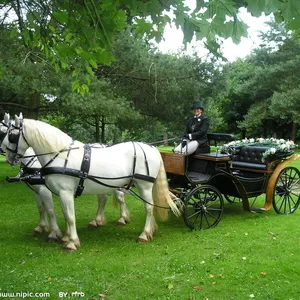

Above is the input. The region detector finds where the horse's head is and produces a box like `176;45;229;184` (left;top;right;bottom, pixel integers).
0;113;11;150
6;113;26;166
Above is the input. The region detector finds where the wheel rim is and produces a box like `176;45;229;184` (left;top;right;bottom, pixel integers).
183;185;224;230
224;194;242;204
273;167;300;214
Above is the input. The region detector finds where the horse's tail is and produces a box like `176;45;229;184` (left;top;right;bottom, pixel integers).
152;156;181;221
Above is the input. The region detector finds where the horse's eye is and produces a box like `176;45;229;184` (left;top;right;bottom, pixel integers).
8;133;19;144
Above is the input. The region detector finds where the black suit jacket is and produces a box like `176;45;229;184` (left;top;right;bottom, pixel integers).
184;114;210;147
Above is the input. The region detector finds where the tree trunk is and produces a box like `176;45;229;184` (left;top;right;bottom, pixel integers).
100;116;105;143
95;116;100;142
27;93;40;119
163;133;168;146
291;121;296;141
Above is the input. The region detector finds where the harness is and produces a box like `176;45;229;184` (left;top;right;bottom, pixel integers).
40;142;155;197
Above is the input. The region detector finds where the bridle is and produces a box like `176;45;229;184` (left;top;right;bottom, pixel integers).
7;117;30;157
0;120;12;154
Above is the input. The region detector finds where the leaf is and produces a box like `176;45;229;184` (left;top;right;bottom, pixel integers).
48;25;56;32
286;16;300;31
134;19;153;35
232;20;248;44
183;18;197;43
167;283;174;289
53;11;69;24
86;65;94;76
263;0;282;15
193;285;202;290
279;0;300;20
247;0;267;17
89;59;98;69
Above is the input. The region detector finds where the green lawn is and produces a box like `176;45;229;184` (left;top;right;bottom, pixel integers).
0;154;300;299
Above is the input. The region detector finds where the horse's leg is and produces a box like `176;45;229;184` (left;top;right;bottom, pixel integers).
88;194;107;228
32;191;49;234
136;184;157;242
37;185;63;241
114;189;130;225
59;190;80;251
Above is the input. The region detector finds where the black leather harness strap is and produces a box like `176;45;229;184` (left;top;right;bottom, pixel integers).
125;141;137;190
75;144;92;197
39;141;156;195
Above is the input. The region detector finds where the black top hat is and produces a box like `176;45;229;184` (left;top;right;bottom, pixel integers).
191;102;204;111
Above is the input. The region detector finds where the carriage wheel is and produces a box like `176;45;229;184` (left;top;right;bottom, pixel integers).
224;195;242;204
272;167;300;214
183;185;224;230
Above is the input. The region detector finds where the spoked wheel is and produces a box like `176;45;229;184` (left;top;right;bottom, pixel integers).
183;185;224;230
224;195;242;204
273;166;300;214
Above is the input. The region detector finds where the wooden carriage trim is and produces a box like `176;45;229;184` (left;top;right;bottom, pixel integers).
265;154;300;211
230;166;273;174
193;154;231;162
160;152;185;175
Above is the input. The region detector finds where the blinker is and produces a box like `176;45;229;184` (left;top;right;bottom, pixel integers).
0;130;6;140
8;132;19;144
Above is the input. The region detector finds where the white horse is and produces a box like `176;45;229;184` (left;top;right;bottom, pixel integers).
1;114;130;243
5;116;180;250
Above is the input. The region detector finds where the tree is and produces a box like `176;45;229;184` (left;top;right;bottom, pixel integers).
2;0;300;94
0;25;70;119
104;30;222;140
218;20;300;140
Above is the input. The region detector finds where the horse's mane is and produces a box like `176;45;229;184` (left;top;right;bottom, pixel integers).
24;119;74;152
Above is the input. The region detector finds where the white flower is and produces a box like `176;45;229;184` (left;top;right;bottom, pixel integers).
221;137;295;162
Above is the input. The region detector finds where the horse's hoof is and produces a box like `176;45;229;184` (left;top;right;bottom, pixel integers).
64;242;77;251
61;236;70;243
137;237;149;243
116;220;127;226
31;230;40;236
64;247;76;252
47;237;59;243
88;223;98;230
32;227;44;235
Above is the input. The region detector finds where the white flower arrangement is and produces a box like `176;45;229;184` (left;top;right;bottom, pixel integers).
221;138;296;163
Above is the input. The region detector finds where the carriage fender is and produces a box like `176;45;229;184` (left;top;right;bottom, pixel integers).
265;154;300;210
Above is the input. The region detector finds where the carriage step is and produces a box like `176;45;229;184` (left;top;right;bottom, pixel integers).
186;171;211;183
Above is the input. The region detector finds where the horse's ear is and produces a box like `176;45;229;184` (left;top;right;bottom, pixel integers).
18;112;23;119
4;113;10;124
14;115;20;127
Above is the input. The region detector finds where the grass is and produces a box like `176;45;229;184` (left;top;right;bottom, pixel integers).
0;154;300;299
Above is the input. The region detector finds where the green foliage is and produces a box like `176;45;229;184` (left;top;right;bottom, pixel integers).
2;0;300;92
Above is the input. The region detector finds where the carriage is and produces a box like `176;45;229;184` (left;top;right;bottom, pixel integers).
160;133;300;230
